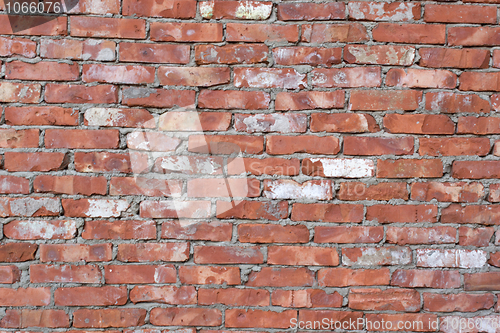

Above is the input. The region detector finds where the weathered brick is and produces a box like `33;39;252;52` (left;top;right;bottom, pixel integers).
6;61;79;81
158;67;230;87
227;23;299;42
416;249;487;268
272;289;342;308
73;309;146;328
30;264;101;284
120;43;189;63
217;200;288;220
150;308;221;327
276;91;344;110
117;243;189;262
198;90;270;109
104;265;176;284
201;1;272;20
348;2;420;21
195;44;268;64
179;266;240;285
350;90;422;110
345;45;415;65
424;4;497;23
70;17;146;39
40;244;112;262
5;106;78;126
348;288;420;312
131;286;196;304
343;247;412;266
312;67;381;88
234;68;306;89
314;226;384;244
273;47;342;66
367;205;438;223
384;114;455;134
150;22;222;42
278;2;345;20
263;179;332;200
162;221;232;242
45;84;118;104
4;220;77;240
83;220;156;240
194;245;264;264
386;226;456;245
302;23;369;43
41;39;116;61
386;68;457;89
391;269;461;288
268;246;339;266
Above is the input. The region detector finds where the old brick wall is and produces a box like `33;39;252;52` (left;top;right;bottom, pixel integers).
0;0;499;331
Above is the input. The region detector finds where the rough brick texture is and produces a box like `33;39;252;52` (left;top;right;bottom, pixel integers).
0;0;499;331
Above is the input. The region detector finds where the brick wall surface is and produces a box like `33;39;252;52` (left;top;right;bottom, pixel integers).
0;0;499;332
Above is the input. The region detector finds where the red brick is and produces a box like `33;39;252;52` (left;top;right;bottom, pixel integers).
273;47;342;66
83;220;156;240
302;23;369;43
235;113;306;133
30;264;101;283
424;4;497;23
5;106;79;126
377;159;443;178
40;244;112;262
179;266;240;285
84;108;154;128
55;286;127;306
465;272;500;291
268;246;339;266
318;268;391;287
365;314;437;331
489;183;500;202
424;293;494;312
4;220;76;240
227;23;298;42
83;64;155;84
150;308;221;327
278;2;345;20
349;288;420;312
238;224;309;243
131;286;196;304
226;309;296;329
441;204;500;225
276;91;344;110
348;2;420;21
200;1;272;20
198;90;270;109
73;309;146;328
459;227;494;246
71;17;146;39
151;22;222;42
314;226;384;244
45;84;118;104
411;182;484;202
453;161;500;179
0;287;50;306
337;182;409;201
234;68;306;89
246;267;315;287
345;45;415;65
5;152;67;172
123;0;196;17
117;243;189;262
196;44;268;65
495;50;500;68
419;48;490;68
489;252;500;266
458;116;500;134
344;137;414;156
459;72;500;91
140;200;211;218
386;226;456;245
418;137;490;156
158;67;230;87
199;288;269;306
291;203;364;223
349;90;422;110
386;68;457;89
6;61;79;81
416;249;487;268
194;245;263;264
0;176;29;194
187;178;260;198
110;177;182;197
46;129;118;149
217;200;288;220
154;118;219;136
0;309;69;328
0;82;41;103
384;114;455;134
227;157;299;176
162;221;232;242
189;135;264;154
373;23;446;44
263;179;332;200
367;204;438;223
0;15;67;35
311;67;381;88
123;88;195;108
41;39;115;61
391;269;461;288
453;27;500;45
266;135;340;155
63;199;128;218
427;92;490;113
273;289;342;308
0;36;36;57
312;114;379;134
120;43;189;64
104;265;176;284
298;310;364;328
0;243;37;262
0;266;21;283
75;152;131;173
